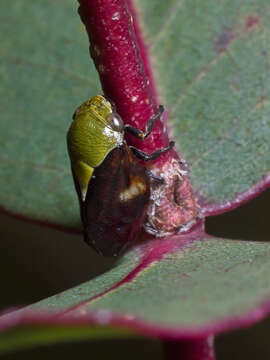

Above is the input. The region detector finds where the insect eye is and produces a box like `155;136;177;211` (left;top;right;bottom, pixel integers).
107;113;124;132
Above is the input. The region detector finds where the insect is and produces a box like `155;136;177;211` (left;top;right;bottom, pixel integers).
67;95;174;256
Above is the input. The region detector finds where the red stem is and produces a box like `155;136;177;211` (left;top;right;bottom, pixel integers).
77;0;199;237
78;0;168;157
163;337;216;360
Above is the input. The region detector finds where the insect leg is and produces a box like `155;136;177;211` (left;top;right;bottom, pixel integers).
124;105;164;140
145;170;164;183
130;141;175;161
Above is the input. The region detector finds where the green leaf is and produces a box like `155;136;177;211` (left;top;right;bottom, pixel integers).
136;0;270;208
0;0;100;228
1;0;270;225
36;237;270;325
1;236;270;354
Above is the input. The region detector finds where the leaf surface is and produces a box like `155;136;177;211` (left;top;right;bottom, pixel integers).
135;0;270;211
1;235;270;354
1;0;270;225
0;0;99;228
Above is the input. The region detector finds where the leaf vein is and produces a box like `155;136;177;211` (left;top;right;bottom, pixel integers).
150;0;185;49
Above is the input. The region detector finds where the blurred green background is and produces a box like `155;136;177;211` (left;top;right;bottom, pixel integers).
0;187;269;359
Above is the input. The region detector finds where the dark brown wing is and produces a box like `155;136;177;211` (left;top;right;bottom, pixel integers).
82;145;150;256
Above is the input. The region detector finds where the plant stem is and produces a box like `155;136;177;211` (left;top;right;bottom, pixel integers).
77;0;200;236
77;0;167;154
163;337;216;360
